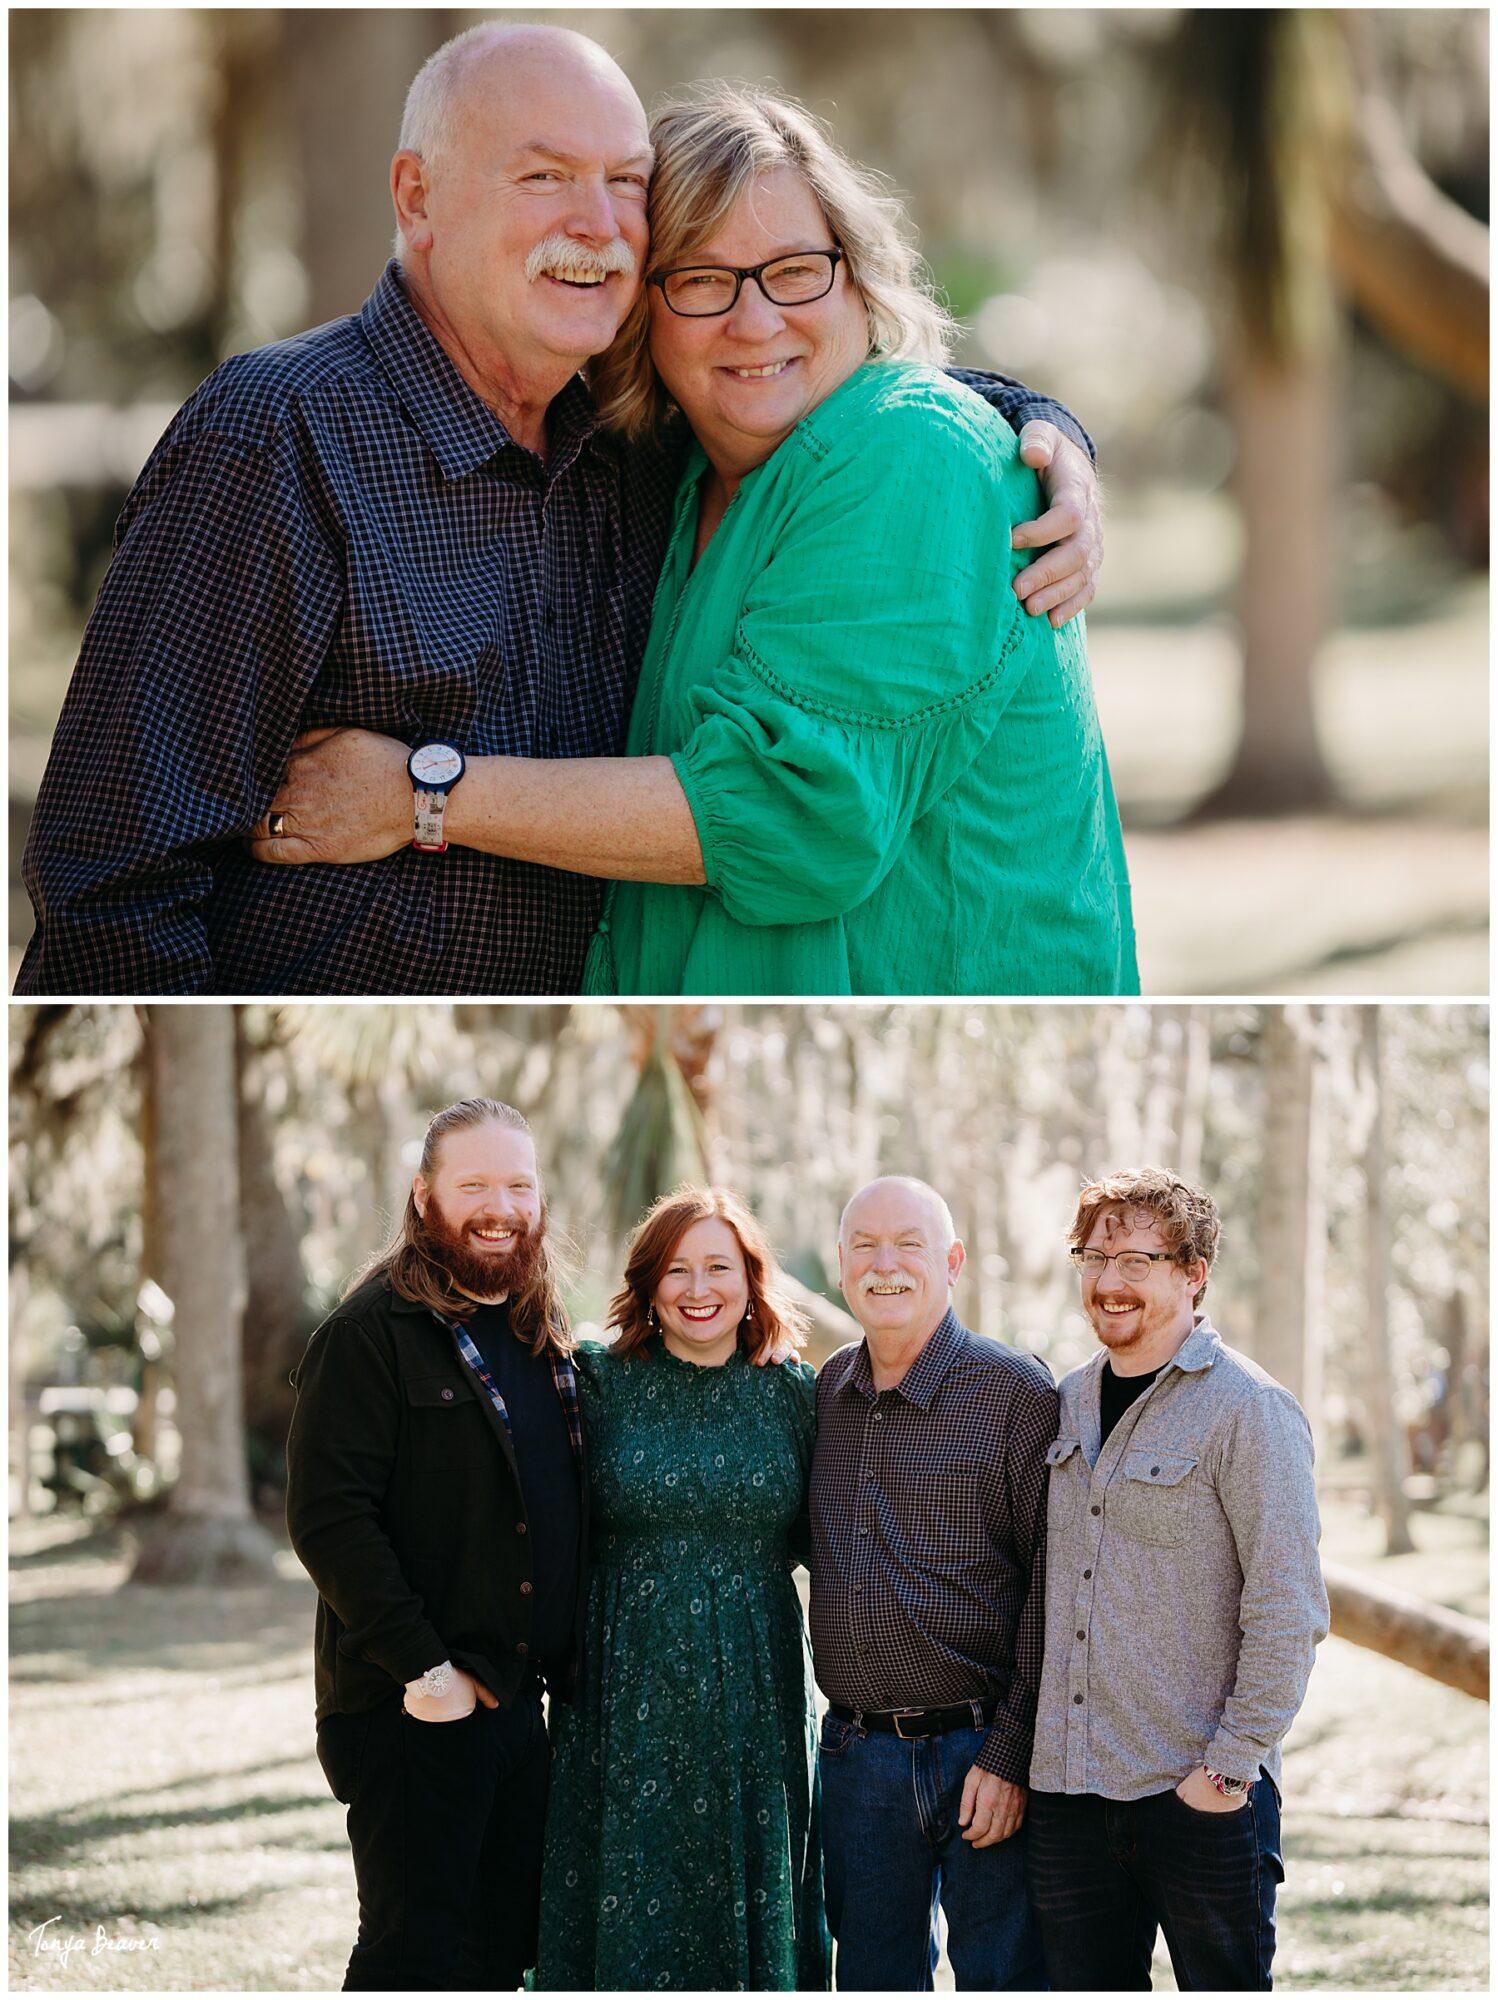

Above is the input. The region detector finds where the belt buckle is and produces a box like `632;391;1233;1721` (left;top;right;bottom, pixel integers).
891;1708;931;1740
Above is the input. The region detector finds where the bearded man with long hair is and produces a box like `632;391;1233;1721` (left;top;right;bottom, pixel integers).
286;1097;585;1993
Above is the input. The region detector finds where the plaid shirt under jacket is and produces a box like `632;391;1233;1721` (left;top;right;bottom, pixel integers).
17;254;1090;997
809;1310;1059;1784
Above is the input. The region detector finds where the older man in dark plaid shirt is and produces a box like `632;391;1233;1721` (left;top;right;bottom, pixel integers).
18;20;1100;998
809;1176;1057;1991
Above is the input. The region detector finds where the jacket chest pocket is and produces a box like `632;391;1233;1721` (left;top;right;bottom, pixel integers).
405;1375;487;1472
1045;1436;1085;1530
1108;1447;1199;1546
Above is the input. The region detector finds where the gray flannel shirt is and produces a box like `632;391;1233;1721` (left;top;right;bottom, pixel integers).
1030;1315;1328;1801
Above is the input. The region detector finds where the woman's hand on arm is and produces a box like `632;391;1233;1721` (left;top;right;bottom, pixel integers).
249;727;705;884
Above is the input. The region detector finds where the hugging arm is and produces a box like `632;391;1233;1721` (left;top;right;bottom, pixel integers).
946;367;1103;626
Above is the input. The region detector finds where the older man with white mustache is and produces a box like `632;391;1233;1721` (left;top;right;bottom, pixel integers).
20;18;1105;998
808;1177;1057;1991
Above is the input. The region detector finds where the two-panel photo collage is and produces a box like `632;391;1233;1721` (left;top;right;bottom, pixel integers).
7;9;1489;1998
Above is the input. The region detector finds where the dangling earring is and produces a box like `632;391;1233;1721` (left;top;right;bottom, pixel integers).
648;1303;658;1332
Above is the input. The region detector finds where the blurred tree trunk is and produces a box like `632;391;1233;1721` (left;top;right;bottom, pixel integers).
131;1007;277;1584
284;11;459;327
11;1259;32;1516
236;1012;310;1489
1253;1006;1326;1447
1330;39;1489;404
1209;343;1340;813
1357;1008;1414;1556
1324;1559;1488;1700
602;1007;717;1247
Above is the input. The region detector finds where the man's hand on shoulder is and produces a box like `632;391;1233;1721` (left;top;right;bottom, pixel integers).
1010;421;1103;629
958;1765;1027;1846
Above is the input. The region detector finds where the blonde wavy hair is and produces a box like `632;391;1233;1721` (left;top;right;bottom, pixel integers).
590;84;954;441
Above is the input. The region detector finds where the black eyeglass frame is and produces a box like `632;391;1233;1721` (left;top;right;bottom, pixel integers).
1068;1249;1181;1276
648;247;844;317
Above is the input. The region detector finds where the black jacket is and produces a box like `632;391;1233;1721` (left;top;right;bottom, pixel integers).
285;1273;587;1721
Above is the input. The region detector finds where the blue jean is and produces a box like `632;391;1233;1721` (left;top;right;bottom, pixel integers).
818;1715;1047;1991
1026;1782;1283;1990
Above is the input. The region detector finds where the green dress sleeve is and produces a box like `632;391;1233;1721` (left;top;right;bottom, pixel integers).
671;386;1042;928
782;1356;818;1572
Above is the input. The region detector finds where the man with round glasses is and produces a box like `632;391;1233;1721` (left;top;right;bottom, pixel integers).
1027;1166;1328;1991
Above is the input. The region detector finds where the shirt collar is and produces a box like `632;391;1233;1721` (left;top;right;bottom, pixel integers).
842;1306;965;1407
1084;1311;1221;1385
358;260;603;481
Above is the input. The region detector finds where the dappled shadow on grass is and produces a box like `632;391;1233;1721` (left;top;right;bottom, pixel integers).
11;1583;311;1681
1294;1882;1491;1920
11;1792;334;1871
7;1524;132;1572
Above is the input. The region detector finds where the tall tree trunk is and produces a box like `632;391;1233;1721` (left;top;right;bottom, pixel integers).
235;1013;310;1491
284;11;458;327
131;1006;277;1583
1175;1006;1210;1183
1358;1008;1414;1555
1202;342;1340;813
1253;1006;1327;1448
11;1258;32;1517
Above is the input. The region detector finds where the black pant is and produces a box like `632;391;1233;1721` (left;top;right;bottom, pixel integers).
316;1689;549;1992
1026;1782;1283;1991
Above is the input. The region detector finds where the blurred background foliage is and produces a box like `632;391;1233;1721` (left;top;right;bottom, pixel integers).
7;7;1490;993
9;1001;1489;1578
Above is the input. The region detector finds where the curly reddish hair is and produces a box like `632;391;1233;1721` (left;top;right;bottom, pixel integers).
608;1186;808;1364
1068;1166;1221;1304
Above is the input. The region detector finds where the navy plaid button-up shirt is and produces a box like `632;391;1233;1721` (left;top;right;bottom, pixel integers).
17;260;1090;996
809;1309;1058;1783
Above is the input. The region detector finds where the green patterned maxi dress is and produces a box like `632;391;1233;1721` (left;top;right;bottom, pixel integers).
533;1340;830;1991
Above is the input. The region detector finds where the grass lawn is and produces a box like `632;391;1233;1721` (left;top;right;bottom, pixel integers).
9;1498;1489;1992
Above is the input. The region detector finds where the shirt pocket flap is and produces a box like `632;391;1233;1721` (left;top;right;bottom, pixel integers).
1046;1435;1082;1468
1121;1447;1198;1488
405;1374;471;1409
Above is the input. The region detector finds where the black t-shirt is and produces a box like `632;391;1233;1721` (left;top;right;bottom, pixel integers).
1099;1359;1163;1448
463;1300;581;1675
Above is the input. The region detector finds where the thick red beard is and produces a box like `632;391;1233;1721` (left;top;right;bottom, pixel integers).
420;1193;545;1301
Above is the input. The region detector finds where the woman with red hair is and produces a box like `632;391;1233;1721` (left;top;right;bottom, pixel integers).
534;1186;830;1991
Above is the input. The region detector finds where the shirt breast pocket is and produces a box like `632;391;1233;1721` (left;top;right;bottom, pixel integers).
1045;1436;1084;1530
1109;1447;1199;1547
405;1375;486;1473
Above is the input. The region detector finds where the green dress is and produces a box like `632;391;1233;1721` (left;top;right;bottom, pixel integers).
582;359;1138;998
534;1341;830;1992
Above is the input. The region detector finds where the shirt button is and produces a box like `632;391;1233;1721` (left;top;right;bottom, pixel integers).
873;1412;884;1423
857;1526;869;1538
441;1388;455;1402
516;1642;530;1656
1076;1630;1085;1641
1083;1568;1092;1579
1151;1466;1161;1478
516;1522;528;1535
1073;1693;1084;1705
1090;1505;1101;1516
520;1581;533;1595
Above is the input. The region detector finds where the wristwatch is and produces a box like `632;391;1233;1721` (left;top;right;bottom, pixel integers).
1202;1765;1252;1798
407;740;466;853
406;1660;455;1701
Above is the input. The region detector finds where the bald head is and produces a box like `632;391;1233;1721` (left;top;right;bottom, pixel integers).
839;1177;956;1251
398;23;644;179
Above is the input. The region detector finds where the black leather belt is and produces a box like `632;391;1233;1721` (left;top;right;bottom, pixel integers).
829;1699;999;1740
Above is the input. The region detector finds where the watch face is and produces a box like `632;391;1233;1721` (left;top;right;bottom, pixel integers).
409;742;463;787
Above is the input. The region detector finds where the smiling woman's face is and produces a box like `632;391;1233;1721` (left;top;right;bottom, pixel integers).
646;165;869;486
652;1215;750;1366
